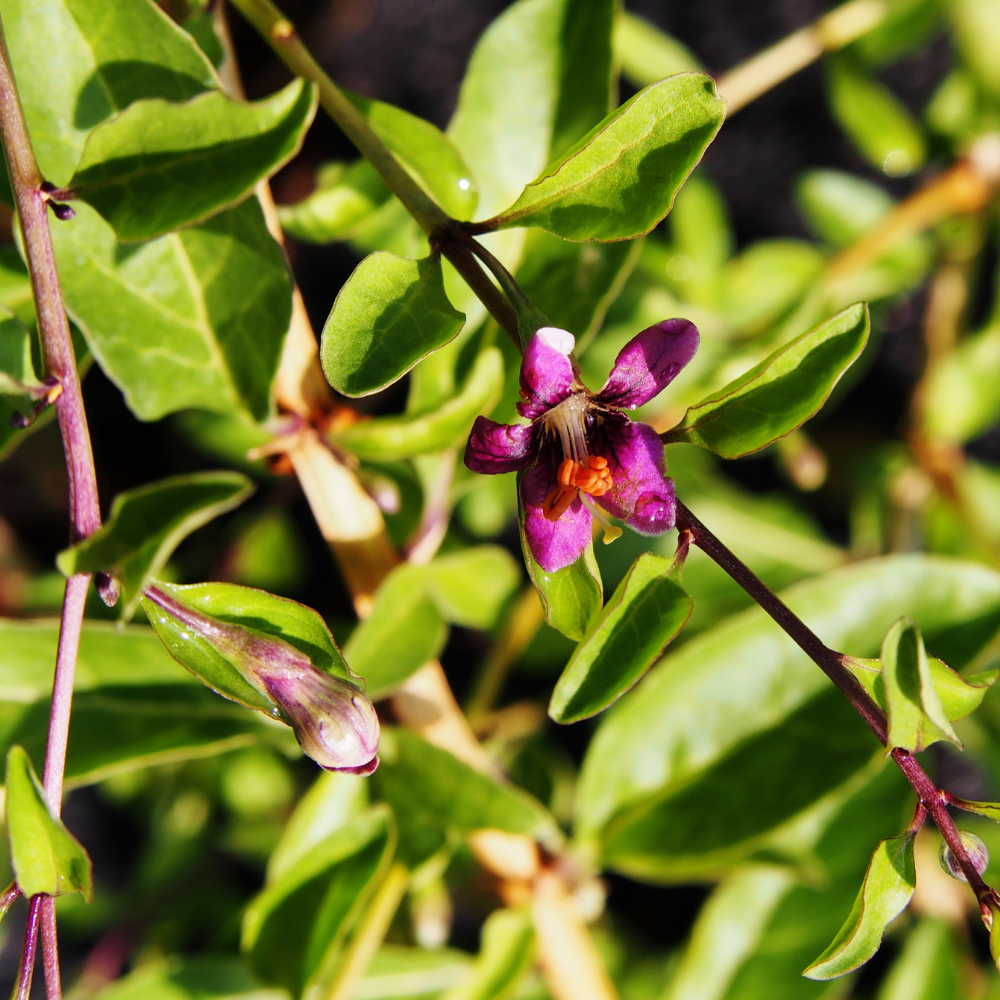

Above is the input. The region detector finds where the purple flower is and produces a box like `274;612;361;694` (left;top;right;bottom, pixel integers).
465;321;699;572
144;586;379;775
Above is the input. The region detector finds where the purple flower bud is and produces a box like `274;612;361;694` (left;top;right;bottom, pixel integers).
144;586;379;774
939;831;989;881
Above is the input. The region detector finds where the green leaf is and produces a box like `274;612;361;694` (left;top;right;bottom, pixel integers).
949;0;1000;100
876;918;961;1000
614;12;701;88
448;0;616;218
345;547;521;698
923;324;1000;443
373;729;561;867
349;946;473;1000
803;830;916;979
91;956;286;1000
881;617;961;753
57;471;253;620
69;79;318;241
441;908;535;1000
664;303;870;459
321;252;466;398
51;200;293;422
796;169;896;248
242;807;395;996
487;74;724;242
344;91;477;220
518;479;602;642
143;580;355;714
575;554;1000;854
4;0;218;186
549;552;691;724
6;745;93;900
277;160;391;244
330;347;503;461
849;0;941;67
0;619;284;788
0;308;41;396
825;56;927;177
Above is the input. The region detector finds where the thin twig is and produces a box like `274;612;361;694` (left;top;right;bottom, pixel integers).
12;896;43;1000
675;498;999;902
40;898;62;1000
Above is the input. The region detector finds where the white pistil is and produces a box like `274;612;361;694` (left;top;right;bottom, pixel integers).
543;393;590;462
580;494;622;544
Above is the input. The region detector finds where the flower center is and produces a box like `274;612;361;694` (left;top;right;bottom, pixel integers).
542;393;590;463
542;456;613;521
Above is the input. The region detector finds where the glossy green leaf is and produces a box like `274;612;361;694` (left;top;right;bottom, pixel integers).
374;729;561;867
0;308;41;396
947;798;1000;823
850;0;941;67
69;79;318;241
845;654;996;723
803;830;916;979
321;252;466;398
487;74;724;242
57;471;253;620
881;617;961;753
345;91;477;220
143;580;355;714
0;619;288;788
876;918;961;1000
330;347;503;461
3;0;218;186
576;554;1000;850
923;324;1000;443
6;744;92;899
614;12;701;88
449;0;616;218
518;480;602;642
550;552;691;724
664;303;870;459
51;200;293;422
441;908;534;1000
242;807;395;996
796;169;896;248
663;764;911;1000
346;547;520;698
277;160;391;244
92;956;286;1000
825;56;927;177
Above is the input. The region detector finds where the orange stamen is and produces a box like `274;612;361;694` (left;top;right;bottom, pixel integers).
587;455;608;470
547;489;577;521
542;454;615;522
557;459;576;487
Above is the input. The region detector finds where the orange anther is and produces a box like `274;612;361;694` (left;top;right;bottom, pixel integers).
590;482;608;497
575;471;598;491
548;489;577;520
587;455;608;470
557;459;577;487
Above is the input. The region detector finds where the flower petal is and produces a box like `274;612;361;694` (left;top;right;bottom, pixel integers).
518;327;576;419
465;417;536;474
596;319;699;410
591;415;676;535
520;450;592;572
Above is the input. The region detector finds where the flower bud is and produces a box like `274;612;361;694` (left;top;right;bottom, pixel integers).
939;831;989;881
144;585;378;774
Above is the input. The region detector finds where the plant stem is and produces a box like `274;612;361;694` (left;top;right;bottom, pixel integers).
12;896;42;1000
0;19;102;997
40;898;62;1000
224;0;521;347
674;498;999;903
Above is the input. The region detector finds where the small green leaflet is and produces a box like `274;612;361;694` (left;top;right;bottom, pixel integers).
57;471;253;620
517;477;603;642
68;79;318;242
344;90;477;220
330;347;503;461
321;252;466;398
549;551;692;723
441;908;535;1000
484;73;725;242
6;745;93;900
803;830;916;979
664;303;870;459
880;617;962;753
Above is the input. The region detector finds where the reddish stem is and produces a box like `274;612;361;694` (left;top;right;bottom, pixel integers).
40;897;62;1000
12;896;43;1000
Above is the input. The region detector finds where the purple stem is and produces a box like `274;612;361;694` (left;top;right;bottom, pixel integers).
0;17;102;1000
675;499;999;910
40;898;62;1000
12;896;42;1000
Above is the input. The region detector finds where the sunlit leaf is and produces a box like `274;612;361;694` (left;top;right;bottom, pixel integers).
441;908;535;1000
